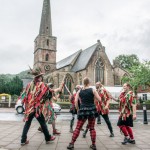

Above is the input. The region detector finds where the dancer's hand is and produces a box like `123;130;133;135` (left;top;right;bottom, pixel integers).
133;114;136;120
104;105;108;110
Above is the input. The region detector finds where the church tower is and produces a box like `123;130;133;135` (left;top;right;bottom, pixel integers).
34;0;57;73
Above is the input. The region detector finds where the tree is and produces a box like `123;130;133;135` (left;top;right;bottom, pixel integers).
121;61;150;93
0;75;23;96
114;54;140;70
0;75;11;94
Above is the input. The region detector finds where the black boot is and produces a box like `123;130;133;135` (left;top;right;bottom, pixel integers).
37;127;43;132
128;139;136;144
70;128;73;133
109;132;114;137
121;137;129;145
90;144;97;150
97;114;101;124
67;143;74;149
70;115;75;133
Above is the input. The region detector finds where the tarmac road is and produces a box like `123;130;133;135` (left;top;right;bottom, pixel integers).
0;111;149;123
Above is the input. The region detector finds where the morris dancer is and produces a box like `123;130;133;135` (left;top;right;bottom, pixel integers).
69;85;81;133
38;81;64;135
83;82;114;138
20;68;55;145
112;83;136;144
67;77;101;150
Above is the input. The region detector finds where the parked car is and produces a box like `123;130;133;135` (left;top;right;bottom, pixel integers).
15;99;61;114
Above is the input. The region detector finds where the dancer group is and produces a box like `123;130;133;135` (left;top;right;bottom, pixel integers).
68;78;137;150
20;67;137;150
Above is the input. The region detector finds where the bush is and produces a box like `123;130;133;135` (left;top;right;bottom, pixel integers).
145;100;150;104
11;94;19;102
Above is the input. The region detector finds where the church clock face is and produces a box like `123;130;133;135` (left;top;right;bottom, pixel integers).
44;65;50;71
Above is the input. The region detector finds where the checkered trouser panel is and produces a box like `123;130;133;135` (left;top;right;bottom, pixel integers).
71;118;96;145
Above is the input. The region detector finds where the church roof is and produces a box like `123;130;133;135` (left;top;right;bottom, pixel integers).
71;43;99;72
56;50;82;69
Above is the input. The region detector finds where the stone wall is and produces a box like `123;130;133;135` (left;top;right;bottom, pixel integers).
113;67;129;85
86;47;114;86
34;35;57;73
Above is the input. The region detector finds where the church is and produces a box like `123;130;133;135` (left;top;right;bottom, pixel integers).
33;0;129;95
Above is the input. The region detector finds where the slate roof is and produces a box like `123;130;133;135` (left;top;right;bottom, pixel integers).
71;43;99;72
56;50;81;69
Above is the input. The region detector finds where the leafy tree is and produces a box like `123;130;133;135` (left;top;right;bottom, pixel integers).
0;69;32;96
0;75;11;93
9;76;23;95
0;75;23;95
114;54;140;70
121;61;150;93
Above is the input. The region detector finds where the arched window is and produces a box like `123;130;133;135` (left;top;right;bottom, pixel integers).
49;78;54;84
64;74;72;95
47;39;49;46
45;54;49;61
95;58;104;83
114;75;120;85
79;73;82;85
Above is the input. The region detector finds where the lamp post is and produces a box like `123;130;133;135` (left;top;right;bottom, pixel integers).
143;102;148;124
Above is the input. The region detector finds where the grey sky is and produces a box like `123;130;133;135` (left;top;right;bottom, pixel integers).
0;0;150;74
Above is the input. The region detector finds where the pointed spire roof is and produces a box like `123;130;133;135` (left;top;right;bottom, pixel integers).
39;0;52;36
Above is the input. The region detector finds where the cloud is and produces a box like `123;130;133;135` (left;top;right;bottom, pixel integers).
0;0;150;74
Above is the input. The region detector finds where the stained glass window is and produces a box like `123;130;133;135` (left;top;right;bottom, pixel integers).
79;73;82;85
95;58;104;83
45;54;49;61
64;74;72;95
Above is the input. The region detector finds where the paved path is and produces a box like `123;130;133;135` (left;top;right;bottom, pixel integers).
0;119;150;150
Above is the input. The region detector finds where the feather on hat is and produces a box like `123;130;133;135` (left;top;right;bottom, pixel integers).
28;66;45;77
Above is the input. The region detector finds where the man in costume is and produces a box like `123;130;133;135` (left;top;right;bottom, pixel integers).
69;85;81;133
38;82;64;135
83;82;114;138
20;68;55;145
112;83;136;144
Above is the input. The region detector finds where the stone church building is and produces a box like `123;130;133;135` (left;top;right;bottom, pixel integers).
33;0;129;95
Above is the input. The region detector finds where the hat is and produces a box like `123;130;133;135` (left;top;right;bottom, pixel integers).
28;66;45;78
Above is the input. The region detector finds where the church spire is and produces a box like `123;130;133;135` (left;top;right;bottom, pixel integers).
34;0;56;73
39;0;52;36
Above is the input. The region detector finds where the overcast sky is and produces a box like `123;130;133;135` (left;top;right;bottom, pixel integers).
0;0;150;74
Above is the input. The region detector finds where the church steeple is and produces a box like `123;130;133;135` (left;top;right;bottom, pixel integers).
33;0;57;73
39;0;52;36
